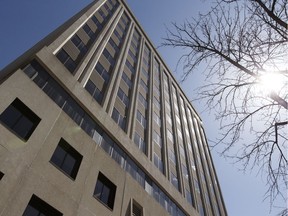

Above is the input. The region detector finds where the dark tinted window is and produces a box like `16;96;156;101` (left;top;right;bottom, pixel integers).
0;98;40;141
22;194;63;216
94;172;116;209
50;138;83;180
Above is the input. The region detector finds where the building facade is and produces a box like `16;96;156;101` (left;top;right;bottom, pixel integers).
0;0;227;216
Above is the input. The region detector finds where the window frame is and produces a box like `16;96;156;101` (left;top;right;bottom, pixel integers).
50;138;83;180
94;172;117;210
0;98;41;141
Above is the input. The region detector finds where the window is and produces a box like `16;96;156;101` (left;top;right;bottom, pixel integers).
153;97;161;110
153;131;162;148
0;171;4;180
179;145;185;158
112;108;126;130
0;98;41;141
154;85;160;97
117;88;129;106
114;28;122;41
140;79;148;93
167;129;173;142
109;38;119;53
91;16;103;30
138;93;147;109
185;189;193;206
122;72;132;88
141;68;149;80
134;132;146;153
85;80;103;103
23;194;63;216
153;153;163;173
56;49;77;73
125;60;135;74
98;9;106;20
153;112;161;127
95;62;110;83
136;110;146;128
71;35;88;55
169;149;176;165
103;48;115;66
132;201;143;216
130;40;138;50
50;138;83;180
94;172;116;210
170;172;179;190
182;164;189;180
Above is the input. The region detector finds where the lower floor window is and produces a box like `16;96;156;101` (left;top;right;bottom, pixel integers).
94;172;117;210
22;194;63;216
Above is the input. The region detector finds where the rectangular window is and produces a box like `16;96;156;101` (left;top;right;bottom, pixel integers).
50;138;83;180
170;172;179;190
95;62;110;83
125;60;135;74
109;38;119;53
153;112;161;127
23;194;63;216
117;88;129;107
91;16;103;30
153;131;162;148
112;108;126;130
56;49;77;73
136;110;146;128
128;49;137;62
94;172;117;210
0;98;41;141
85;80;103;103
182;164;189;181
167;129;173;142
185;189;193;206
134;132;146;153
141;68;149;80
0;171;4;180
83;23;95;38
122;72;132;88
153;153;163;173
140;79;148;93
169;149;176;165
138;93;147;109
153;97;161;110
132;201;143;216
71;35;88;55
103;48;115;66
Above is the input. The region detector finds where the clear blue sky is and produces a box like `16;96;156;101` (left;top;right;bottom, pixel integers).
0;1;281;215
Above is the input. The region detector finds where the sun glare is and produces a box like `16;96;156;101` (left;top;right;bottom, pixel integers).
258;72;285;93
256;72;288;95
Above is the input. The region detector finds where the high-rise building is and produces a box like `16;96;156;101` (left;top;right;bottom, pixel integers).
0;0;227;215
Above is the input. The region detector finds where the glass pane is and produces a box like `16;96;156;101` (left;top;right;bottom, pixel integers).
22;205;40;216
94;181;103;198
101;185;110;204
13;115;34;139
62;154;76;176
51;146;66;167
0;105;22;128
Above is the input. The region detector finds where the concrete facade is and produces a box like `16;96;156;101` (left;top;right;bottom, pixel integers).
0;0;227;216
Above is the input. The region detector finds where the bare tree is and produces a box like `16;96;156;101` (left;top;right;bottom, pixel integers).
162;0;288;215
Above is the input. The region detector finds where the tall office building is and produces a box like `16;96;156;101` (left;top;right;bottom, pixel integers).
0;0;227;215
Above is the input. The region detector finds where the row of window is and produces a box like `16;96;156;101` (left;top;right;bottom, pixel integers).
57;0;119;73
20;60;187;216
110;13;131;130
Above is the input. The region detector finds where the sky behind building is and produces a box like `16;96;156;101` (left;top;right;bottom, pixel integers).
0;1;281;215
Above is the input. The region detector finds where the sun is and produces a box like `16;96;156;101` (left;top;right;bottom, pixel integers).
258;72;285;94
